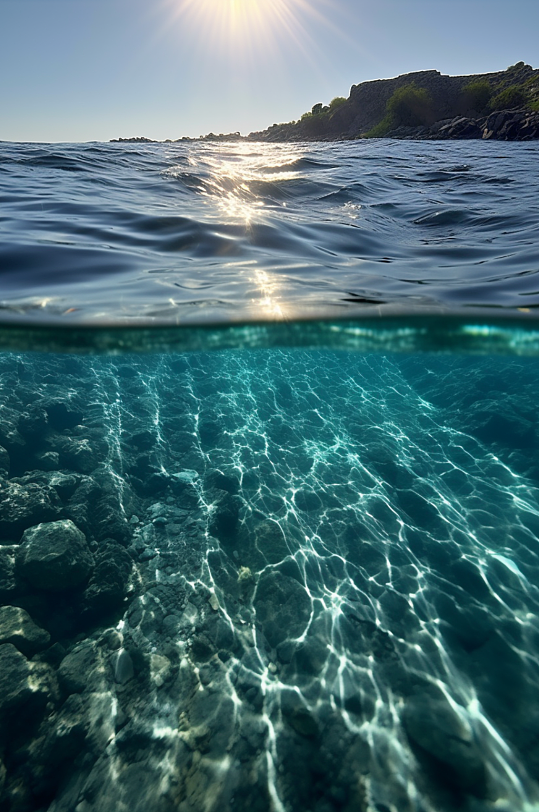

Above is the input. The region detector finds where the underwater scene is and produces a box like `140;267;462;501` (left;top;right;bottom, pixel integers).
2;138;539;811
2;343;539;812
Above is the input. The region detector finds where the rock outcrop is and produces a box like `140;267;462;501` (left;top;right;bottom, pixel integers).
376;108;539;141
249;62;539;142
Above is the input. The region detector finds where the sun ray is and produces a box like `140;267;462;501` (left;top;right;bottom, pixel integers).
159;0;338;67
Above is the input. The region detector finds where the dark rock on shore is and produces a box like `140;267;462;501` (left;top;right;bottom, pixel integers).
482;108;539;140
110;136;156;143
382;108;539;141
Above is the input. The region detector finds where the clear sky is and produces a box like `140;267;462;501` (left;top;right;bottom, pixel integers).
1;0;538;143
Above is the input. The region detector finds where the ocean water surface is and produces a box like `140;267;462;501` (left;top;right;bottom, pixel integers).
1;140;539;812
1;139;538;320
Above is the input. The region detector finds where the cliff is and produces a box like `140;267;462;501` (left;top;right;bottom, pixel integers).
249;62;539;142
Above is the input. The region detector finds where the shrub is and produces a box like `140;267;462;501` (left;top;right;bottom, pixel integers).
386;84;434;127
506;61;526;72
329;96;347;112
490;85;527;110
364;84;433;137
364;115;393;138
461;80;492;113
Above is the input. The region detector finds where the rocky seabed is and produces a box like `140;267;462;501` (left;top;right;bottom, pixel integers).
1;350;539;812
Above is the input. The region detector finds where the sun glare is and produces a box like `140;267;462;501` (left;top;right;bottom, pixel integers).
164;0;326;61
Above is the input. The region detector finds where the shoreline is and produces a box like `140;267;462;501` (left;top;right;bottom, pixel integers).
112;62;539;145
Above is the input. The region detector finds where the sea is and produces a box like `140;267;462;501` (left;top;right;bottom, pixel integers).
1;138;539;812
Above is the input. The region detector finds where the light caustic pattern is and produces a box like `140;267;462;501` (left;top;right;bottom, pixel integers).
6;350;539;812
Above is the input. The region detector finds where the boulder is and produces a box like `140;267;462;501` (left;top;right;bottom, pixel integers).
16;519;94;591
437;116;481;139
0;606;50;656
0;548;18;601
0;643;50;718
0;408;25;455
53;437;98;474
0;481;61;541
49;472;80;501
254;572;311;648
0;446;9;477
81;541;132;617
35;451;60;471
58;642;101;694
113;649;134;684
41;694;87;766
482;109;539;140
18;407;48;441
208;490;242;543
402;695;487;796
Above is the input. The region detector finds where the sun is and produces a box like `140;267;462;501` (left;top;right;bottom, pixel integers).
163;0;324;61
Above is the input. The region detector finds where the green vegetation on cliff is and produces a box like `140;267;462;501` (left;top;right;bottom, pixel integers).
364;66;539;138
297;97;348;136
461;81;492;113
366;85;434;137
249;61;539;143
491;85;528;110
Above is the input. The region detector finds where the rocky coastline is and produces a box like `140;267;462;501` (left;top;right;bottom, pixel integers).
377;107;539;141
249;62;539;142
112;62;539;144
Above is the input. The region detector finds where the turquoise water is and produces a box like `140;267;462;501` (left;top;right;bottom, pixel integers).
2;340;539;812
2;138;539;811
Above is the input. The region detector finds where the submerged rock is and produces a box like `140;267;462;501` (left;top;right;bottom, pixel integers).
0;548;18;601
58;642;102;694
0;446;9;477
0;481;61;541
35;450;61;471
208;490;241;543
0;606;50;656
254;572;311;648
16;519;94;591
41;694;88;767
81;541;132;618
18;406;48;441
0;643;50;718
113;649;134;684
52;436;99;474
402;695;487;796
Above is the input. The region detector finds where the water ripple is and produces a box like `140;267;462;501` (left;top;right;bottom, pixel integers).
0;139;538;323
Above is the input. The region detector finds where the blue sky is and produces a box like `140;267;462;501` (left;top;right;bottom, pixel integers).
1;0;538;142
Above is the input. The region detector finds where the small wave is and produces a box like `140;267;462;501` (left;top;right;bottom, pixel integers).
19;153;88;172
0;138;537;322
413;209;476;227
